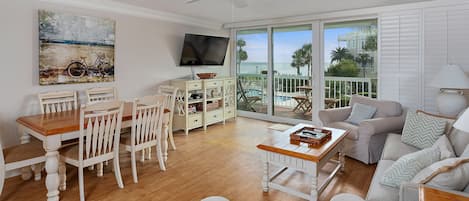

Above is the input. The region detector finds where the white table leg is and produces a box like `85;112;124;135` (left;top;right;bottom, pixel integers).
262;160;269;192
44;135;61;201
310;171;318;201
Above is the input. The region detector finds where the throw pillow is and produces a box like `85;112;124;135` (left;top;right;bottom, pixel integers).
345;103;377;125
380;147;440;188
411;157;469;191
401;111;447;149
432;135;456;160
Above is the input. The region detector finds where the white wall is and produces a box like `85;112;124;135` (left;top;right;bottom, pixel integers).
0;0;230;147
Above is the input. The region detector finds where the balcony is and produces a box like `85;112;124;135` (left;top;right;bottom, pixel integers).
238;74;376;121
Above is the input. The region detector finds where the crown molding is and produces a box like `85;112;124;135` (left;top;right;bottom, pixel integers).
223;0;469;29
39;0;223;30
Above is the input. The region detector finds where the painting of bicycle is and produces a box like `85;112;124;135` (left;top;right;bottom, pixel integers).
39;10;115;85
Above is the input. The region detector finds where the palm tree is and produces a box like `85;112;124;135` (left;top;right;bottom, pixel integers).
330;47;353;64
301;44;312;77
236;39;248;70
291;49;304;75
355;53;372;77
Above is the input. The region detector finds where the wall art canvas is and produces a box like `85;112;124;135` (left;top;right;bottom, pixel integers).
39;10;115;85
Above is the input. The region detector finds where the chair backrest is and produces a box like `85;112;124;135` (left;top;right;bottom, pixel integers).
349;95;402;118
38;91;78;114
130;95;166;147
79;101;124;161
157;85;178;118
86;87;117;103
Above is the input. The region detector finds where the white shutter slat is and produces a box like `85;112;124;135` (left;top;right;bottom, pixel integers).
379;9;423;110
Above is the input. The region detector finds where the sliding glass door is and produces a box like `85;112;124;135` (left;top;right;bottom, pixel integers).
236;29;268;114
234;19;378;123
272;25;313;120
323;19;378;108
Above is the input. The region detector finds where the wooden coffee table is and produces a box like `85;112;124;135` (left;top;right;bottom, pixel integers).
257;123;349;201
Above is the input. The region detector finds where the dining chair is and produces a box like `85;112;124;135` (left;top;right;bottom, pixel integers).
38;91;78;114
59;101;124;201
38;90;78;190
0;139;45;196
86;87;117;103
157;85;178;149
121;95;166;183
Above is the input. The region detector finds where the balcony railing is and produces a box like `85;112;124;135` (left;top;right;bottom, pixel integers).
238;74;374;109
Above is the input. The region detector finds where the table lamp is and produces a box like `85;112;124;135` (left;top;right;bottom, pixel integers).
430;64;469;117
454;108;469;132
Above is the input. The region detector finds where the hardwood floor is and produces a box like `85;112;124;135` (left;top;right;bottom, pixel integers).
1;117;375;201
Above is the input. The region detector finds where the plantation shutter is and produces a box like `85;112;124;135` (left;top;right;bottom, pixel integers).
379;9;423;111
423;5;469;113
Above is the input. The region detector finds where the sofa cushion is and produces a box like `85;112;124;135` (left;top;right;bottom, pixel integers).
380;148;440;188
346;103;377;125
411;157;469;191
401;111;447;149
328;122;359;140
349;95;402;118
449;129;469;157
381;133;419;161
366;160;400;201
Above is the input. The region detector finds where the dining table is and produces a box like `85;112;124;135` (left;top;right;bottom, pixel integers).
15;102;170;201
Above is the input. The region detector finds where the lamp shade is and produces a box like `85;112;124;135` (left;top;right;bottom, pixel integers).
454;108;469;132
429;64;469;89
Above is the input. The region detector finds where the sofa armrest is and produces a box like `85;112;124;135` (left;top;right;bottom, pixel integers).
318;107;352;125
358;113;406;137
399;182;419;201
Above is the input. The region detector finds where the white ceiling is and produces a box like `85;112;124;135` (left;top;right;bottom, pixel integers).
113;0;432;24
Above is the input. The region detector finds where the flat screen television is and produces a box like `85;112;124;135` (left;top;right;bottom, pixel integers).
179;34;230;66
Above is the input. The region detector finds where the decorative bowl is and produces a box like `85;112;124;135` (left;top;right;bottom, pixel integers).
196;73;217;79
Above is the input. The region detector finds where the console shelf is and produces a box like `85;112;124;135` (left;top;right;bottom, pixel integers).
171;77;236;135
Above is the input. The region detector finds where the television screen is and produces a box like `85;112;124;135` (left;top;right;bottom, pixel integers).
179;34;230;66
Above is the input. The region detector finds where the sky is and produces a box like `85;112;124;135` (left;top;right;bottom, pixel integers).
237;27;353;67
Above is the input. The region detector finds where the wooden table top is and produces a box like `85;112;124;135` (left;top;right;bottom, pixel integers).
419;185;469;201
256;123;349;162
16;102;170;136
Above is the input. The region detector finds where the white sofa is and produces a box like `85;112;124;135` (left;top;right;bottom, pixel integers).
365;129;469;201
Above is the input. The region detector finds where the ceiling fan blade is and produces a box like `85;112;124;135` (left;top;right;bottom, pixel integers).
233;0;248;8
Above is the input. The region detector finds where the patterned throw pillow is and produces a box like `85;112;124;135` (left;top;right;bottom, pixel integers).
380;147;440;188
401;111;447;149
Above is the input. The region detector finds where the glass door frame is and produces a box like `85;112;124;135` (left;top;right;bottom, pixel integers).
232;21;322;125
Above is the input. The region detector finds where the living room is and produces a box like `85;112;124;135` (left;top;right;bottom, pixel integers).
1;0;469;201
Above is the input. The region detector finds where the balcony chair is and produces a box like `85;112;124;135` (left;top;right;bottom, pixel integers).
237;79;262;112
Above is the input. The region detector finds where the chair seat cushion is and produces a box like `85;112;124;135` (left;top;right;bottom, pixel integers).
382;134;419;161
60;145;80;160
4;139;45;163
366;160;399;201
327;122;359;140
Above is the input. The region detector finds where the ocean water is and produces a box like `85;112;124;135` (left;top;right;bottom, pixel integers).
239;62;310;75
